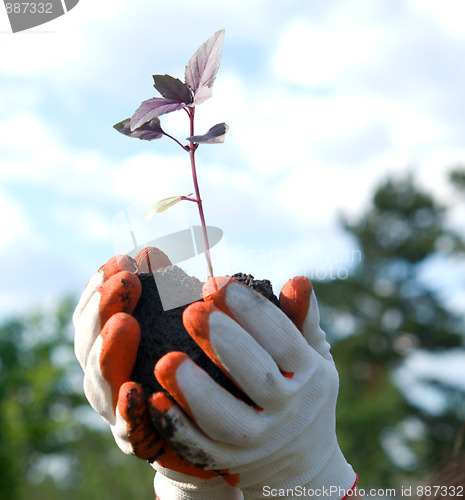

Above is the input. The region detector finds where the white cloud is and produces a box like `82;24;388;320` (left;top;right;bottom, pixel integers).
1;0;465;321
407;0;465;38
273;21;382;86
0;22;83;74
276;164;364;223
0;190;36;249
0;0;290;98
0;114;131;203
0;114;67;181
53;205;111;243
396;349;465;414
0;0;130;74
113;152;191;203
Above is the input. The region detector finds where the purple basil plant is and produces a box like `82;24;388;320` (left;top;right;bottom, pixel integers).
114;29;228;278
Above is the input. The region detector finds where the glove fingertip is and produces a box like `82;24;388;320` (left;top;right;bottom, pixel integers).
118;381;146;418
117;382;164;461
182;302;226;374
154;352;194;419
99;255;138;281
98;271;142;326
100;313;141;410
202;276;243;320
279;276;312;332
147;392;177;441
182;301;212;340
135;246;172;273
202;276;233;301
149;391;174;415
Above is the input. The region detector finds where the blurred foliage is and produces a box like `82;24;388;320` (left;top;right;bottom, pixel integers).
449;167;465;192
314;169;465;489
0;297;154;499
1;168;464;497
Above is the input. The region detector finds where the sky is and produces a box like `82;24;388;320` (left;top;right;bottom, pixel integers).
0;1;464;395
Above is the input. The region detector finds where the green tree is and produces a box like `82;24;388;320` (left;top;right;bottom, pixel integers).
314;171;465;488
0;298;154;499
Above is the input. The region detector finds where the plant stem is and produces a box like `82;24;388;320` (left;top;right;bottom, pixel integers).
163;131;189;151
188;107;214;278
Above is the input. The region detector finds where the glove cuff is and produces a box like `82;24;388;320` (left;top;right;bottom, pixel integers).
153;465;243;500
242;443;356;500
303;444;357;500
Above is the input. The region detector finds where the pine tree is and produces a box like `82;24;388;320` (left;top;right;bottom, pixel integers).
313;172;465;488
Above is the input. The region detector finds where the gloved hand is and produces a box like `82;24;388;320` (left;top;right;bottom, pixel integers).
149;276;357;500
73;250;162;460
73;249;237;499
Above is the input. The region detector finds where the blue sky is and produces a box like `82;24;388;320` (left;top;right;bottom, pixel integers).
1;0;465;319
1;0;464;438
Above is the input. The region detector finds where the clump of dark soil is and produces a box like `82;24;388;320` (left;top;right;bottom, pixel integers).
230;273;280;308
130;266;279;403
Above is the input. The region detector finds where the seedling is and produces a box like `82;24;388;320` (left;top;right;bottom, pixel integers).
114;29;228;278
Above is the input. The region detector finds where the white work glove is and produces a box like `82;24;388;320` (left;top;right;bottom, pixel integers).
73;252;164;460
149;276;357;500
73;249;243;500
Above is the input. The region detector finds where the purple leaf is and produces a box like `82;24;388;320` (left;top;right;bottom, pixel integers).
114;118;164;141
130;98;186;131
187;122;229;144
185;29;225;106
153;74;193;104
